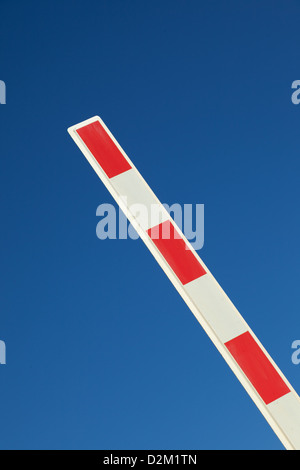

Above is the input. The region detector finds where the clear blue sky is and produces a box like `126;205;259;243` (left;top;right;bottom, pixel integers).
0;0;300;450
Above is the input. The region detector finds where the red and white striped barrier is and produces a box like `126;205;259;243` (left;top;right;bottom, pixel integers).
68;116;300;450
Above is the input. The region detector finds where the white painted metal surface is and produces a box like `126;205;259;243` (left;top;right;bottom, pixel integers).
68;115;300;450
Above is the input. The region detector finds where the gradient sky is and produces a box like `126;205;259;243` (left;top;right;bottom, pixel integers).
1;0;300;450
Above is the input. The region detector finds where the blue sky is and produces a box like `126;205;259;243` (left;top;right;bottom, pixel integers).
0;0;300;450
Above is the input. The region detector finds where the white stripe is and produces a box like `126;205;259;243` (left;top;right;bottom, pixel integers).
185;274;248;344
68;115;300;450
268;393;300;449
111;169;169;231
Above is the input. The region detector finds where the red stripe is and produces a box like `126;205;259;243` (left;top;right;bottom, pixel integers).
147;220;206;285
76;121;132;178
225;331;290;404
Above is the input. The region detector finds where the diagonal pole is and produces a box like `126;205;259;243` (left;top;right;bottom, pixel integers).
68;116;300;450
